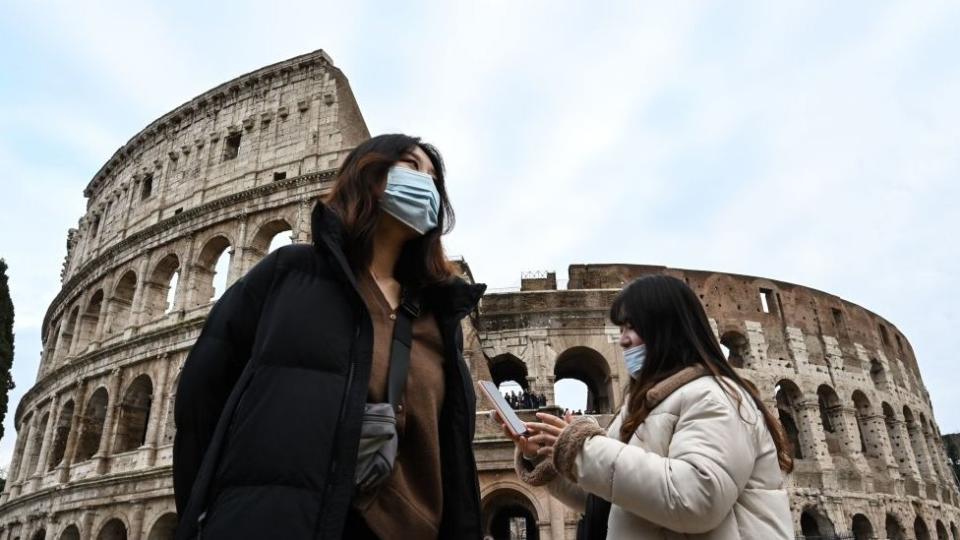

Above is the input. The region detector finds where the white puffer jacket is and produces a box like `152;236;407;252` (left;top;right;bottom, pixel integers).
517;370;793;539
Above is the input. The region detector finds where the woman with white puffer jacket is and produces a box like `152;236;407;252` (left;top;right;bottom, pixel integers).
497;275;794;539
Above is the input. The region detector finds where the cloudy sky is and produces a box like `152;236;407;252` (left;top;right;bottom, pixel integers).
0;1;958;467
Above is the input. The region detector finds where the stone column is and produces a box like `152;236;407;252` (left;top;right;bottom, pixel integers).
130;502;146;540
15;419;37;484
56;379;89;482
95;369;123;474
548;491;566;539
837;405;870;472
4;420;30;499
294;198;312;244
796;399;834;470
226;213;249;287
143;357;171;467
907;422;935;482
128;257;151;333
172;235;195;314
92;287;111;346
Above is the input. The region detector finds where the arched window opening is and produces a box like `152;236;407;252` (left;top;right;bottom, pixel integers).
194;236;232;306
852;514;874;540
113;375;153;453
951;522;958;540
251;219;294;259
488;354;528;392
146;513;177;540
719;331;749;369
916;517;932;540
554;347;613;414
48;400;75;471
58;525;81;540
481;489;540;540
75;387;109;462
75;290;104;354
774;380;804;460
904;406;932;477
800;507;835;539
869;358;887;389
30;529;45;540
936;520;949;540
817;385;844;455
143;254;180;320
57;306;80;361
886;514;907;540
97;519;127;540
108;271;137;335
44;318;62;366
852;391;881;459
23;412;49;478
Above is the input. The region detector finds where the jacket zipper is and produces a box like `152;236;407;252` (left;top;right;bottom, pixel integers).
320;322;360;511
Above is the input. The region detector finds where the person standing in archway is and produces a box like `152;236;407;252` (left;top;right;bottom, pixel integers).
173;134;486;539
499;275;794;539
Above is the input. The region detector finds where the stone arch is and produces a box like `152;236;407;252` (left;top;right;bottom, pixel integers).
250;217;294;256
58;304;81;361
916;516;932;540
44;317;62;366
487;353;529;391
852;391;883;459
29;529;45;540
869;358;887;389
800;505;836;538
774;379;804;459
108;270;138;335
886;512;907;540
554;346;613;414
58;525;80;540
23;411;49;478
48;399;75;470
146;512;177;540
949;521;958;540
719;330;749;369
882;402;911;472
851;513;874;540
816;384;844;455
480;487;540;540
937;520;949;540
192;235;232;306
96;518;127;540
75;289;104;354
113;374;153;453
142;253;181;320
75;386;109;462
903;405;932;477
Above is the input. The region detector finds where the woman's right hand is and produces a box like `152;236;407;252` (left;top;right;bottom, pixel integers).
491;411;541;460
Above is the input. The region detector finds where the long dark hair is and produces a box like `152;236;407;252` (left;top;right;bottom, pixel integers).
324;133;456;288
609;274;794;473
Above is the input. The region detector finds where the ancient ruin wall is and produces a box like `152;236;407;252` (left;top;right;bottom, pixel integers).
474;264;960;539
0;50;368;540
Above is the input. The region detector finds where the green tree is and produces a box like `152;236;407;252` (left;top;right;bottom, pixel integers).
0;258;15;442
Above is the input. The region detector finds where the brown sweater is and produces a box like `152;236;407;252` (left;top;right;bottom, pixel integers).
354;272;446;540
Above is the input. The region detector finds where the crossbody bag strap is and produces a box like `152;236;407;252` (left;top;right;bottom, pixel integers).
386;291;421;410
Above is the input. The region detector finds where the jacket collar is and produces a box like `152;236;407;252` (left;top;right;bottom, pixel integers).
644;364;709;409
311;200;486;322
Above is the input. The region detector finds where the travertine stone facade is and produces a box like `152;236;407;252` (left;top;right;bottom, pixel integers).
2;52;957;540
0;50;368;540
473;265;960;540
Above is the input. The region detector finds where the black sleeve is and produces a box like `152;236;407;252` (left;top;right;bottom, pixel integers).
172;250;280;514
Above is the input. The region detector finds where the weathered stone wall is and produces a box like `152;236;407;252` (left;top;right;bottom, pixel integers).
0;50;368;540
476;264;960;539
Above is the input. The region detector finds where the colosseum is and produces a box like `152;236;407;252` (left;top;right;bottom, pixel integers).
0;49;957;540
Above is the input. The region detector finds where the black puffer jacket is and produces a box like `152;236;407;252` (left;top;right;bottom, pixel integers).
173;202;486;539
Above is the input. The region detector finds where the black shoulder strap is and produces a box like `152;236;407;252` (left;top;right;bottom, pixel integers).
386;292;421;409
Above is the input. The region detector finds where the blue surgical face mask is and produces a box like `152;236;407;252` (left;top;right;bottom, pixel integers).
381;166;441;235
623;344;647;380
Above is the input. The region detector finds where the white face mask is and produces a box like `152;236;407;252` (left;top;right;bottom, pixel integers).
380;166;440;235
623;344;647;380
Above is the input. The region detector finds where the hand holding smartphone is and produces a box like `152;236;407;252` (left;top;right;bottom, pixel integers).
478;380;529;437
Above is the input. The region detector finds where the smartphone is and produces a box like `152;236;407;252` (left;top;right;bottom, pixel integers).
478;380;529;437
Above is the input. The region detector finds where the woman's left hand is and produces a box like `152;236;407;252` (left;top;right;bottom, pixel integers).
524;410;574;457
